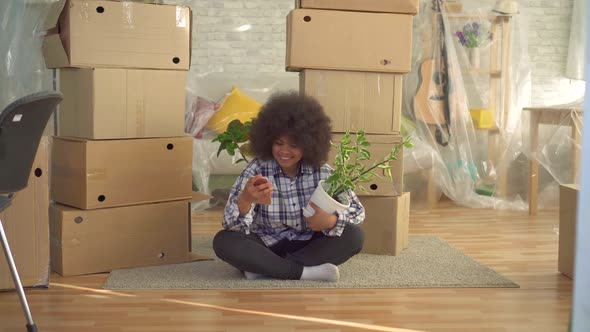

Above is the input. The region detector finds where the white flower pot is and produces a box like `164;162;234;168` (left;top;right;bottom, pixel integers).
302;180;350;217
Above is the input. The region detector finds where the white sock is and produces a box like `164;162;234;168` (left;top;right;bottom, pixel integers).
244;271;270;280
300;263;340;282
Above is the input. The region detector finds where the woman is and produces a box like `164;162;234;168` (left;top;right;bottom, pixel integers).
212;91;365;281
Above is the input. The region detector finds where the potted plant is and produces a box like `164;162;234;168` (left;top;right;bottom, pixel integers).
213;120;412;216
454;21;492;69
302;130;411;217
211;119;252;164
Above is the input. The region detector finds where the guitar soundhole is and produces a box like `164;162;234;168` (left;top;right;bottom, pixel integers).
433;72;447;86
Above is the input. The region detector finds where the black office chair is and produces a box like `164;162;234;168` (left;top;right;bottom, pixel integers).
0;91;63;332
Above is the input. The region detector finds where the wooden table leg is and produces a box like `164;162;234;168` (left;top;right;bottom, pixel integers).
426;166;438;209
572;122;581;183
529;113;540;215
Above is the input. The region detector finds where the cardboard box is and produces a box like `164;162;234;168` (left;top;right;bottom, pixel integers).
286;9;412;73
559;184;579;279
359;193;410;256
296;0;419;15
58;68;186;139
43;0;191;70
328;134;404;196
300;69;402;135
49;200;191;276
51;136;193;209
0;137;50;290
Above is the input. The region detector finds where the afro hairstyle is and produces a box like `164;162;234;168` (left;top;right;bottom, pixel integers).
248;91;332;169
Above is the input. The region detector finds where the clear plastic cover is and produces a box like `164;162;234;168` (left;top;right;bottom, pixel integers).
0;0;63;111
403;0;535;210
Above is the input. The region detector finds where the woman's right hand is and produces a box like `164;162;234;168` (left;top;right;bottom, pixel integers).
238;174;273;206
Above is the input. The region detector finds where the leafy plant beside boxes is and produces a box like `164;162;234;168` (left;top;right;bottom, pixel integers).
213;119;412;216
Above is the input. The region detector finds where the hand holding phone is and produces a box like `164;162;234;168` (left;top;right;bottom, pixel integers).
248;175;272;205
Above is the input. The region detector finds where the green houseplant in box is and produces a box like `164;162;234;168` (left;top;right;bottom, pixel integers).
213;120;411;215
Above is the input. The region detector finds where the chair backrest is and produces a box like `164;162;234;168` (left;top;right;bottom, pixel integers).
0;91;63;194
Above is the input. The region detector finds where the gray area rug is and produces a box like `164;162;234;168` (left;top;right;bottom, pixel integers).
103;236;519;290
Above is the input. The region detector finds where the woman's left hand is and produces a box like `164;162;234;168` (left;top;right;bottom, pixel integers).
304;202;338;231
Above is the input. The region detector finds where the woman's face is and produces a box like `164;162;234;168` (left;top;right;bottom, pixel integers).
272;135;303;177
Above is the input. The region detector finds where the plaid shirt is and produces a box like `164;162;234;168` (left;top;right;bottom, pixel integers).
223;158;365;247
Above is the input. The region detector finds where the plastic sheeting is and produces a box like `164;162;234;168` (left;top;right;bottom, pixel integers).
566;0;586;81
403;0;536;210
521;103;583;210
0;0;63;111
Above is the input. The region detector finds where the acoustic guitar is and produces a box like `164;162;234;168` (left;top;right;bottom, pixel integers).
413;0;451;146
414;58;447;125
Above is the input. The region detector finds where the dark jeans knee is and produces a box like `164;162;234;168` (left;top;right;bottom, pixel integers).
212;229;234;261
343;223;364;255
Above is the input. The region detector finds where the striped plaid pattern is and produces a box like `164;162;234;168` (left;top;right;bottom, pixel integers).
223;158;365;247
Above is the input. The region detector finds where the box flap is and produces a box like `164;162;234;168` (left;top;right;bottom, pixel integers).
42;34;69;69
42;0;67;31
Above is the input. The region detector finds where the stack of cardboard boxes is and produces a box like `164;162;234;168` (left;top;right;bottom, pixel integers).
287;0;418;255
42;0;195;276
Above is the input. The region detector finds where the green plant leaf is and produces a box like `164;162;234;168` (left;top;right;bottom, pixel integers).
359;148;371;160
358;173;375;182
385;168;392;180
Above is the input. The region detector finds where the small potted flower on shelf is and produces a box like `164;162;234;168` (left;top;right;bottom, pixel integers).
455;21;492;69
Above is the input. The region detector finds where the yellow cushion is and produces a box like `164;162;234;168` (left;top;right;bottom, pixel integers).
205;86;262;133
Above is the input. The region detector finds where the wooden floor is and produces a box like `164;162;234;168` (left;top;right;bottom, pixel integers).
0;201;572;332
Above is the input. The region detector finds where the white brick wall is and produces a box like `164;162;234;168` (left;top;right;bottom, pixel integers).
184;0;293;74
172;0;584;106
522;0;585;105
